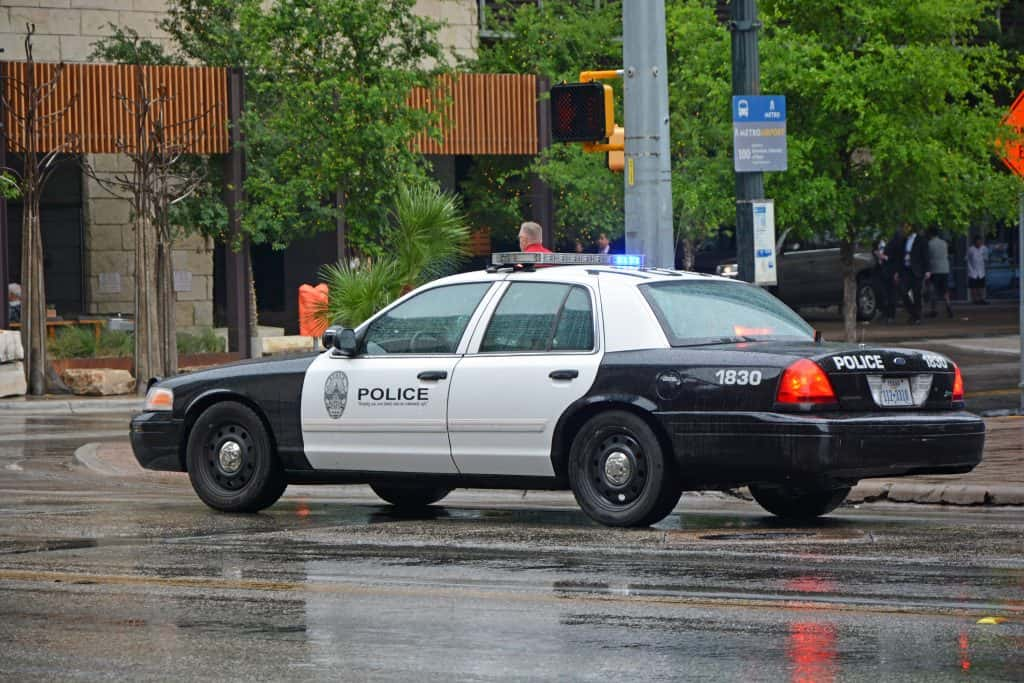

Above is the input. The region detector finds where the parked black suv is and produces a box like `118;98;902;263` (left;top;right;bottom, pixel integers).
706;230;880;320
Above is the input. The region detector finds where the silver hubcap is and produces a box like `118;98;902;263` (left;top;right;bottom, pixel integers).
604;452;632;487
218;440;243;475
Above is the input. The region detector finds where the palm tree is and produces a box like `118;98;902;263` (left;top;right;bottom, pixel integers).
316;184;471;328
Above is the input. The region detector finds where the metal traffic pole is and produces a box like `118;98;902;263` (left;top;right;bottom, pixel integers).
622;0;674;268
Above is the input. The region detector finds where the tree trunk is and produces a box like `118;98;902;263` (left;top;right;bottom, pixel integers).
682;237;695;271
157;241;177;377
134;214;163;394
20;198;47;395
840;238;858;343
247;254;258;356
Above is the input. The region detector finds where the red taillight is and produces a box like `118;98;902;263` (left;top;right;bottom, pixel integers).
952;365;964;402
777;359;837;405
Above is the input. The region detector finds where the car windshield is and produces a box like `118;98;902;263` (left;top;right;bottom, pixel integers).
640;280;814;345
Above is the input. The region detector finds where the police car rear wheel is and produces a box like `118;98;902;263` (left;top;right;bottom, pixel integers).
186;402;287;513
568;411;681;527
749;483;850;520
370;483;452;508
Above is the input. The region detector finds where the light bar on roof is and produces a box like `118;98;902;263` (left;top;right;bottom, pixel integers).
491;252;645;268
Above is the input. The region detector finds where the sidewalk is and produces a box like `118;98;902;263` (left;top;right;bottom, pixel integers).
73;417;1024;508
0;396;142;414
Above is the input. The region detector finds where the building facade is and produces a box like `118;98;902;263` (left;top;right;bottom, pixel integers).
1;0;482;334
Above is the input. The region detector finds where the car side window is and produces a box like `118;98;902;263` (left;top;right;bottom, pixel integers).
362;283;491;355
551;286;594;351
480;283;594;353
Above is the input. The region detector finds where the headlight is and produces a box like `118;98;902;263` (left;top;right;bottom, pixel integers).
717;263;739;278
144;387;174;412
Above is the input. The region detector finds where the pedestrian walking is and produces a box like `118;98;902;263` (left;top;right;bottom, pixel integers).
895;224;928;324
966;235;990;305
926;228;953;318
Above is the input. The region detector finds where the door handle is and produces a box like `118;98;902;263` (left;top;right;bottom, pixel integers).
549;369;579;381
417;370;448;381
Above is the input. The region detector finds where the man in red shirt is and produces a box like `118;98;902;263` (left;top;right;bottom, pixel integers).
519;222;552;253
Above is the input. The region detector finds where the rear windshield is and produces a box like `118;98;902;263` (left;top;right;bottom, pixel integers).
640;280;814;345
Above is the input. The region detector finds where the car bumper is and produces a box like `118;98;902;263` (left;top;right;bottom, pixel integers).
657;410;985;488
130;411;185;472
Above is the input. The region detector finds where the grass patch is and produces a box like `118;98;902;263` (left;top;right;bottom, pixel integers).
49;326;225;358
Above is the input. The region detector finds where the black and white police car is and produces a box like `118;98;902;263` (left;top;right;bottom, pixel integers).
131;252;984;527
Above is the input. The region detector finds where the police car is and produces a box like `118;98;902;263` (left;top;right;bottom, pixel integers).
130;252;984;527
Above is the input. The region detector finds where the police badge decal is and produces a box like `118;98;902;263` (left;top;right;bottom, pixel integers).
324;371;349;419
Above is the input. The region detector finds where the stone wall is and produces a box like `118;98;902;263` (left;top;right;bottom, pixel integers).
415;0;478;61
0;1;173;63
84;154;214;330
0;1;477;64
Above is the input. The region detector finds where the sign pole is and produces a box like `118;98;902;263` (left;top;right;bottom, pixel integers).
1019;191;1023;414
730;0;763;284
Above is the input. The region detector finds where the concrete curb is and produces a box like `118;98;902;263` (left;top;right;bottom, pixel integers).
729;482;1024;507
0;398;142;414
73;442;186;483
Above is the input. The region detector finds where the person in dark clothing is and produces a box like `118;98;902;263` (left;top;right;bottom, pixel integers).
871;237;895;322
883;229;906;323
895;224;929;324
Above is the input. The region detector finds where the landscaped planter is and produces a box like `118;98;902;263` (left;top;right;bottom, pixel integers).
51;352;242;377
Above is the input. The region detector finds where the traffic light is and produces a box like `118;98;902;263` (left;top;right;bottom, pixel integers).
607;126;624;172
550;82;614;143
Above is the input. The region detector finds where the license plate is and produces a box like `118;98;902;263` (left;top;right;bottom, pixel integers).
875;378;913;407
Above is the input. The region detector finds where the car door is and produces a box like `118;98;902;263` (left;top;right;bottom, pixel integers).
447;279;603;477
300;281;496;473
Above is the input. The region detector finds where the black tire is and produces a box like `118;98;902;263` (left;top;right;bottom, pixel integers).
856;278;878;321
185;402;287;513
568;410;681;527
749;483;850;520
370;483;452;508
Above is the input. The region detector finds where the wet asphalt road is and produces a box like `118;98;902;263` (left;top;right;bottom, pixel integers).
1;415;1022;681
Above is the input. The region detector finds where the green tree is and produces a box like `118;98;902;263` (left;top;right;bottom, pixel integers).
666;2;735;267
232;0;448;253
93;0;452;349
466;0;624;249
757;0;1020;339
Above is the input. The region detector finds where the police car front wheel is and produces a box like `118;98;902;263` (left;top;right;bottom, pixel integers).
568;410;681;527
185;402;287;513
370;483;452;508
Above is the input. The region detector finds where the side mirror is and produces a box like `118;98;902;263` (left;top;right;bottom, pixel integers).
322;327;337;350
332;328;358;356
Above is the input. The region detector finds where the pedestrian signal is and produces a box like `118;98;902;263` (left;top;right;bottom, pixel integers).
607;126;624;172
550;82;614;143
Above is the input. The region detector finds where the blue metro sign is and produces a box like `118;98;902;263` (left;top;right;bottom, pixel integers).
732;95;786;123
732;95;787;172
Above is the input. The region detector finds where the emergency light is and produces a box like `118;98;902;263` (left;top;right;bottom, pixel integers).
490;252;645;268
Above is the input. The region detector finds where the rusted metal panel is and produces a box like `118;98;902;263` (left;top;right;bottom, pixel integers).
3;62;229;155
411;73;539;156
